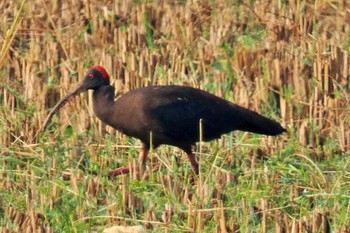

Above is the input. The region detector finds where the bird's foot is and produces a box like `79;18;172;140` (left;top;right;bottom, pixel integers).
108;167;130;179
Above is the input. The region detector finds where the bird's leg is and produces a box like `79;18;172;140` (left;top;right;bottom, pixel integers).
138;146;149;174
139;146;149;165
108;167;130;178
108;146;149;179
186;153;199;174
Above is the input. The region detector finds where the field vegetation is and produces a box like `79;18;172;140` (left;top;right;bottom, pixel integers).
0;0;349;232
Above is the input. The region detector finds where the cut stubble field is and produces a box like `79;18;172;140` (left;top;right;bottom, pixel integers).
0;0;349;232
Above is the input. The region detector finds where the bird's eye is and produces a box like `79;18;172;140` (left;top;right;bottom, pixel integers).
89;74;94;79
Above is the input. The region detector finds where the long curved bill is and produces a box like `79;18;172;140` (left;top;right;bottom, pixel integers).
43;81;86;131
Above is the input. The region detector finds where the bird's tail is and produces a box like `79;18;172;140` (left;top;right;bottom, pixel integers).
236;108;286;136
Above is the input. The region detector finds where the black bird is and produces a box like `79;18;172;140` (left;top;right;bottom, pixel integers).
43;66;286;177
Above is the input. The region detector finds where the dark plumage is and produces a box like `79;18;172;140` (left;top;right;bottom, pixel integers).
43;66;286;177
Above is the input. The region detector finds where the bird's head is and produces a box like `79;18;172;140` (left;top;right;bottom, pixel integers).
42;66;110;130
79;66;110;91
59;66;111;97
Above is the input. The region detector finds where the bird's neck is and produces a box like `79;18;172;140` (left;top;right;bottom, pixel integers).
92;85;116;125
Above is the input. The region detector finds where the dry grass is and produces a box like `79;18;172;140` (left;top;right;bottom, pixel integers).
0;0;349;232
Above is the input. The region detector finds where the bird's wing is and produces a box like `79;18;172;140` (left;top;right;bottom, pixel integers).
138;85;285;146
147;94;234;142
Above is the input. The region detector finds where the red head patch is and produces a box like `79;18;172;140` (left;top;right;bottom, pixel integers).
90;66;109;79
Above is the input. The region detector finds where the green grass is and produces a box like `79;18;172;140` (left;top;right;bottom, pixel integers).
1;126;349;231
1;0;350;232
